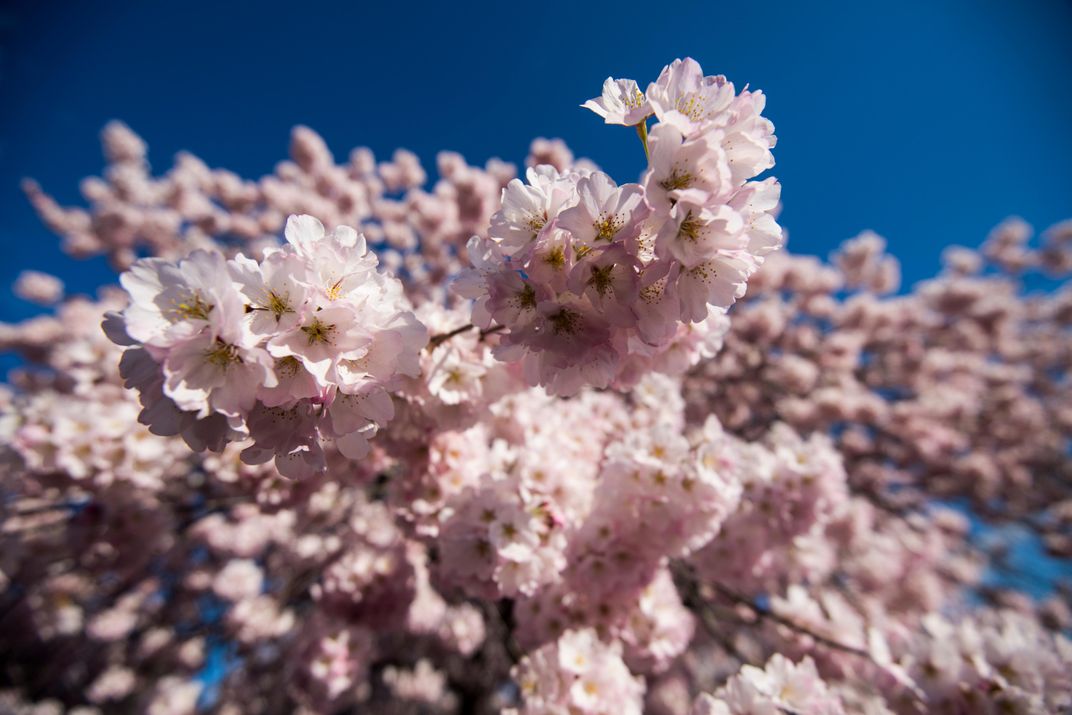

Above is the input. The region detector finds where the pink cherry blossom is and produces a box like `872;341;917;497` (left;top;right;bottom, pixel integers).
647;58;736;137
582;77;652;126
556;171;651;251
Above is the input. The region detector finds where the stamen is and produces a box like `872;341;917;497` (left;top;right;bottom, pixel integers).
587;265;615;297
203;340;241;369
548;308;581;335
624;88;646;110
593;212;625;241
275;355;301;377
543;245;566;270
511;284;538;311
678;211;703;241
326;279;345;301
171;292;214;322
659;168;693;192
264;290;293;318
301;317;337;345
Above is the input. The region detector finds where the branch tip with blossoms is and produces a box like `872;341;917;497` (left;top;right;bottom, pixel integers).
105;214;427;478
459;56;781;397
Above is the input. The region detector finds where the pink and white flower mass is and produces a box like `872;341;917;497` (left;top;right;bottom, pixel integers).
0;57;1070;715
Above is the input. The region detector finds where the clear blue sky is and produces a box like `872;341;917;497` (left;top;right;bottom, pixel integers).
2;0;1070;324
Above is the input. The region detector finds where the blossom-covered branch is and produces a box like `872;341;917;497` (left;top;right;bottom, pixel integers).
1;57;1070;715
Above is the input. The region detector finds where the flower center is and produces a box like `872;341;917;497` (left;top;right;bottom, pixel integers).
587;265;615;297
512;284;538;311
677;211;703;241
675;92;706;121
325;279;345;301
548;308;580;335
640;277;668;304
527;213;547;234
203;340;241;369
171;292;213;321
659;168;693;192
688;263;717;283
593;212;624;241
543;245;566;270
262;290;293;319
301;317;337;345
275;355;301;377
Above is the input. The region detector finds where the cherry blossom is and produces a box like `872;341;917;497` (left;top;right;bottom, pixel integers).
582;77;652;126
107;214;426;476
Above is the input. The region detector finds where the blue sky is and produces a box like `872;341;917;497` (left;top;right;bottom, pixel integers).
1;0;1070;324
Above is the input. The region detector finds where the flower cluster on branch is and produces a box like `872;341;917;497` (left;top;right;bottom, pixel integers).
1;57;1070;715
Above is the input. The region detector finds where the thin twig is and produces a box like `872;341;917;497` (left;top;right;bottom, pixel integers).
427;323;507;351
427;323;476;350
478;324;506;341
672;562;875;661
710;582;871;659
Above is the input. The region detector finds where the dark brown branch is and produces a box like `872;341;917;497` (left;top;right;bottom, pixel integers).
427;323;476;350
427;323;507;351
710;582;872;659
672;562;875;661
478;324;507;341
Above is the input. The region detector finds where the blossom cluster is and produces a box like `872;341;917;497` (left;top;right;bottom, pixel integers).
898;609;1072;713
509;629;646;715
691;654;845;715
10;382;189;490
457;58;780;395
424;379;683;605
690;420;849;594
684;217;1072;553
107;214;426;477
22;118;521;307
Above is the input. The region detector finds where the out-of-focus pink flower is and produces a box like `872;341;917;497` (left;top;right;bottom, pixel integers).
13;270;64;305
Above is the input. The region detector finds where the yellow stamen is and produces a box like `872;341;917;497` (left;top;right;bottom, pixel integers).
325;279;345;301
203;340;241;369
676;92;706;121
264;290;293;319
625;88;646;110
593;212;624;241
678;211;703;241
171;293;213;322
659;168;693;192
543;245;566;270
300;317;336;345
